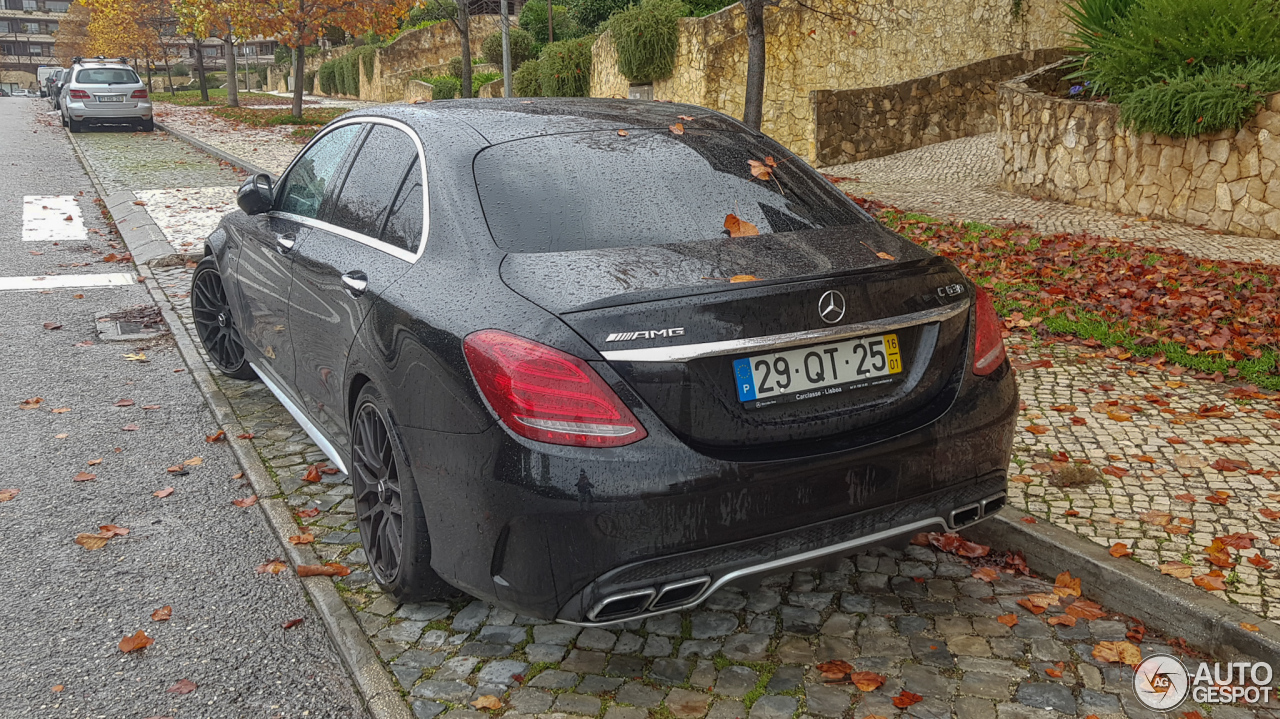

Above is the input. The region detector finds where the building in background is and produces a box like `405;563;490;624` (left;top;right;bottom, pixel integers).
1;0;68;91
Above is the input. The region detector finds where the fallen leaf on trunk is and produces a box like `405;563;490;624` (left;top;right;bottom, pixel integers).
1193;571;1227;591
296;562;351;577
118;630;154;653
1159;562;1193;578
1109;543;1133;557
723;213;759;238
996;613;1019;627
669;123;684;134
231;495;258;508
288;533;314;545
166;679;197;694
1092;640;1141;665
256;559;288;575
471;696;502;710
891;691;923;708
151;605;172;621
153;487;174;498
281;618;304;629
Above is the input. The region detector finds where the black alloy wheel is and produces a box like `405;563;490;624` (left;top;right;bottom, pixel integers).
352;400;405;582
191;256;256;380
349;385;453;601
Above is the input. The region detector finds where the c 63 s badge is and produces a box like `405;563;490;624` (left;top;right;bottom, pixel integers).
606;328;685;342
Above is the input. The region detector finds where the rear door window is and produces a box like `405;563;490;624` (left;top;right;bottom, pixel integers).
329;124;420;239
380;157;425;254
277;124;361;219
75;68;139;84
473;130;869;253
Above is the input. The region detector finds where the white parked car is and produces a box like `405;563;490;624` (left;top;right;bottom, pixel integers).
59;57;153;133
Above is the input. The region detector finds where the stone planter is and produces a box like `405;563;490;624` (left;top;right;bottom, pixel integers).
999;62;1280;239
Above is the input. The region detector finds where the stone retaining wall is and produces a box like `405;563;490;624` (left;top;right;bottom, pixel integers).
1000;64;1280;240
812;48;1063;167
590;0;1072;161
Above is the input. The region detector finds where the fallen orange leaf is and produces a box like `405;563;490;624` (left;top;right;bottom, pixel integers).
151;605;172;621
1109;543;1133;558
996;613;1019;627
296;562;351;577
118;630;154;653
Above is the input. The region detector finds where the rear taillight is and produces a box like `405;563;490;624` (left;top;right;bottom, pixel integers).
972;287;1007;375
130;88;148;99
464;330;648;448
69;89;89;99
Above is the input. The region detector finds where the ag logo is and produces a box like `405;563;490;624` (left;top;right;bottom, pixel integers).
1134;654;1190;711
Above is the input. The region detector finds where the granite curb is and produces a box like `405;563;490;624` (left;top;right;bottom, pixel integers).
967;509;1280;663
154;118;274;177
65;123;413;719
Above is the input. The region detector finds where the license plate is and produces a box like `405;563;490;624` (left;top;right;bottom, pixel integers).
97;95;124;102
733;333;903;409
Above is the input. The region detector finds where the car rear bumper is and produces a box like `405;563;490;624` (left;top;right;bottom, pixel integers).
399;361;1017;623
66;101;152;121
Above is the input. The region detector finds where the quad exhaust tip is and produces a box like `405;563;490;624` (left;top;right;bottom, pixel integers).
588;577;711;622
949;491;1006;529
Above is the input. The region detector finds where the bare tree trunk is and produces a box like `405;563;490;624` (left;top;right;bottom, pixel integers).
193;36;209;102
292;36;305;118
165;61;173;96
548;0;554;43
457;1;473;98
224;33;239;107
741;0;765;131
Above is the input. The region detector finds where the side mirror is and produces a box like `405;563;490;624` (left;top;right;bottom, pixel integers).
237;173;274;216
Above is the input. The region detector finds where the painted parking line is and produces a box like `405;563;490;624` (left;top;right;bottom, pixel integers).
0;272;137;291
22;195;87;242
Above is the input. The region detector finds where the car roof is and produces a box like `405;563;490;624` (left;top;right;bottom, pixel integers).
358;98;751;146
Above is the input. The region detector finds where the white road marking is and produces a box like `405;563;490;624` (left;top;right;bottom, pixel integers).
0;273;137;291
22;195;87;242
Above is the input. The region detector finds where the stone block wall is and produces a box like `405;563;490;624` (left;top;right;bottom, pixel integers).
811;48;1063;167
590;0;1072;161
1000;65;1280;240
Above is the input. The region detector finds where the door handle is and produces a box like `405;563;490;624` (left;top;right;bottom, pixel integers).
341;271;369;298
275;233;296;253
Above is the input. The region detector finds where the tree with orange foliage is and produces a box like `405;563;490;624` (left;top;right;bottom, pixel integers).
253;0;414;118
55;1;93;67
174;0;259;106
82;0;176;88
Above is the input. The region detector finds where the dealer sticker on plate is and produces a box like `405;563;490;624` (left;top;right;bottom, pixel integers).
733;333;902;409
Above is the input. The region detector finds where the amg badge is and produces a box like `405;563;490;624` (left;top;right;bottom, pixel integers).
605;328;685;342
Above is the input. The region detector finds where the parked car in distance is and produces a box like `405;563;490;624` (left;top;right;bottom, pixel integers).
47;69;67;109
11;89;31;97
59;57;153;133
0;88;10;97
192;99;1016;625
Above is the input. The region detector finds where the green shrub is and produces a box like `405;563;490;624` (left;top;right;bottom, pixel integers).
682;0;735;15
275;46;293;65
304;70;317;92
1068;0;1280;99
513;57;543;96
354;44;377;82
520;0;581;44
317;61;337;94
607;0;684;83
482;27;536;68
404;0;457;26
447;55;465;78
170;63;189;77
256;66;268;84
472;70;502;94
565;0;628;31
1118;59;1280;137
420;74;460;99
539;34;596;97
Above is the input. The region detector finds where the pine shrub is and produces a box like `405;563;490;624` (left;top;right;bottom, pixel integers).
607;0;685;84
539;34;596;97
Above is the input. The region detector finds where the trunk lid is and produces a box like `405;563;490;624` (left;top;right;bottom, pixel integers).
500;225;973;458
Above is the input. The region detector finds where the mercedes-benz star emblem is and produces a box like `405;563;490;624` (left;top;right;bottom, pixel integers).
818;290;846;324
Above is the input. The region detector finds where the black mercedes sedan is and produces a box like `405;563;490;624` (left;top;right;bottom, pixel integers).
193;99;1016;625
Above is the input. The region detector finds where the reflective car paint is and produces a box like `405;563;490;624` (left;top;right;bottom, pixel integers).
205;98;1017;624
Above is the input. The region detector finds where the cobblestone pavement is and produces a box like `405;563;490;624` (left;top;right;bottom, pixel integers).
824;134;1280;266
1005;336;1280;621
72;124;246;195
134;186;237;255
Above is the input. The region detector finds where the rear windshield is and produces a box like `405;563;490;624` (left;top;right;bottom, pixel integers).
474;130;868;253
75;68;139;84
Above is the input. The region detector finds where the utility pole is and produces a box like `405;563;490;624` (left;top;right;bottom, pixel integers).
499;0;510;97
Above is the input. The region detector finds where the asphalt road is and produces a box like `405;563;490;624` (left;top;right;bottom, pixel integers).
0;99;369;717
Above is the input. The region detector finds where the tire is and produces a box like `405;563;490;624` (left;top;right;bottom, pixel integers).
350;384;455;602
139;118;154;132
60;112;67;127
190;256;257;380
69;118;83;133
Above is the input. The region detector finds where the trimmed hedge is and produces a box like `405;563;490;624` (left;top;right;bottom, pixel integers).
420;74;461;99
539;34;596;97
317;46;377;97
607;0;685;84
482;27;537;69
